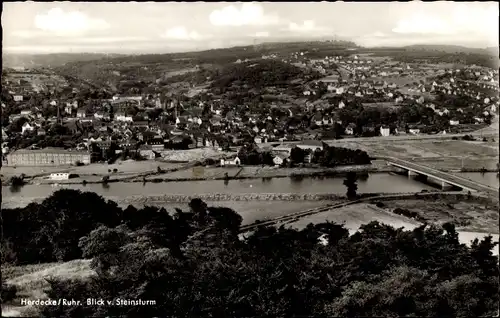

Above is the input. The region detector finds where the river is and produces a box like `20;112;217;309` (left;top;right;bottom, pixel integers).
2;172;437;204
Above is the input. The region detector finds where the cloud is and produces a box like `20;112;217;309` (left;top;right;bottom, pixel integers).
288;20;316;32
286;20;332;36
372;31;387;38
392;14;453;35
161;27;205;41
209;3;279;26
254;31;270;38
34;8;109;35
287;20;332;33
392;3;498;38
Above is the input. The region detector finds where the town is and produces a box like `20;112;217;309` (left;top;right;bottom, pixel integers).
2;47;498;183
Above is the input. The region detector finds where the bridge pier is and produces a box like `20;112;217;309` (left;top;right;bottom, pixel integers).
441;181;447;190
408;170;412;177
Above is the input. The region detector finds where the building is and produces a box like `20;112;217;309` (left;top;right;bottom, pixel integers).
22;122;36;134
273;155;287;166
5;148;91;166
76;109;87;118
380;126;390;137
13;95;23;102
49;172;70;180
115;112;133;122
220;156;241;167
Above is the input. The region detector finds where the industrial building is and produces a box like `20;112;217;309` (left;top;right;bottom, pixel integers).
5;148;90;166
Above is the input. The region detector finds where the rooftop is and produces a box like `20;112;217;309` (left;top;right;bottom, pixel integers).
10;147;89;155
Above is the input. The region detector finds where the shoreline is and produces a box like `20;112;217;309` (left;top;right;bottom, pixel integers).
5;164;392;186
2;190;497;210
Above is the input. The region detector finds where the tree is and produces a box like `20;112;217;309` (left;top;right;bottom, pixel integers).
343;172;358;199
2;190;498;317
290;146;306;165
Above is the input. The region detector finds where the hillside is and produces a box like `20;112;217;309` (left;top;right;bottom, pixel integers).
46;40;499;87
358;45;499;68
210;59;318;90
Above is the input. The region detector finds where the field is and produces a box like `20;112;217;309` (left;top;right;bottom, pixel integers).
1;260;94;317
370;76;429;87
287;200;499;251
342;139;499;171
382;199;499;234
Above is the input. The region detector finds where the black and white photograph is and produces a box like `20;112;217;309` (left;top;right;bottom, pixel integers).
1;1;499;317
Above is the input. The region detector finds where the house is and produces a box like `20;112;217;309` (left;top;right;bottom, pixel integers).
76;109;87;118
380;126;390;137
449;120;460;126
176;116;188;128
338;101;345;109
37;128;46;136
115;112;133;122
220;156;241;167
64;104;74;114
408;128;420;135
20;109;32;116
273;155;287;166
94;111;109;120
22;122;34;134
345;125;355;135
13;95;23;102
1;128;9;140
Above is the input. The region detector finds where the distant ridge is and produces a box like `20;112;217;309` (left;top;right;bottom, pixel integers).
2;53;127;69
3;41;497;69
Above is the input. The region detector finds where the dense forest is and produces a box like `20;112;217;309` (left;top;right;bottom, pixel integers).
210;60;321;92
1;190;498;317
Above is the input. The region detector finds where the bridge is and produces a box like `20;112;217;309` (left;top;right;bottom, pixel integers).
386;157;498;196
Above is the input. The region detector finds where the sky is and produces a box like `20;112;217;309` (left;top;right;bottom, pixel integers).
2;1;499;54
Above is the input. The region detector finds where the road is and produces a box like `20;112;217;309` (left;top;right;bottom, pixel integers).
386;157;498;196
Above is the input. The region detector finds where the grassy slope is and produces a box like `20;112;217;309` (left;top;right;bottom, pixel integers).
2;259;94;316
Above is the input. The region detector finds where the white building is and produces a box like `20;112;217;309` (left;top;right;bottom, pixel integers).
22;122;34;134
220;156;241;167
380;126;390;137
273;155;285;166
115;114;133;122
49;173;70;180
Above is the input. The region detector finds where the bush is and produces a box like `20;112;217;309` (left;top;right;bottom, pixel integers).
375;202;385;208
1;284;17;302
10;175;25;187
112;168;118;173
